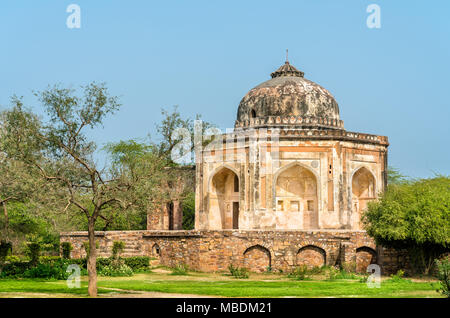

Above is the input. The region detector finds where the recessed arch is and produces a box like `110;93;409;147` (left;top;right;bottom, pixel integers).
243;245;271;272
209;166;240;229
151;243;161;257
356;246;377;273
351;167;376;230
273;162;319;229
296;245;326;268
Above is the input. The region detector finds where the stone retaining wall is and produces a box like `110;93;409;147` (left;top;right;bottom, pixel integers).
60;230;404;274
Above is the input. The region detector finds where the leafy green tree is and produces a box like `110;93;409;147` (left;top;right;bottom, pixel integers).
1;83;132;297
362;176;450;274
387;166;407;185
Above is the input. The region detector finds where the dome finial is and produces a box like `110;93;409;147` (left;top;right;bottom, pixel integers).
270;52;305;78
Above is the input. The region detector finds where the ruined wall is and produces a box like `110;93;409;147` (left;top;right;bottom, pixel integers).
60;229;404;275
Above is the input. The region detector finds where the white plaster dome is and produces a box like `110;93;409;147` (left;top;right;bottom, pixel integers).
235;61;344;130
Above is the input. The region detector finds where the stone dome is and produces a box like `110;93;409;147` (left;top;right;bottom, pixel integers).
235;61;344;130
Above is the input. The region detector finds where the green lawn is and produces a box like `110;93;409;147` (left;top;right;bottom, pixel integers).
0;271;444;298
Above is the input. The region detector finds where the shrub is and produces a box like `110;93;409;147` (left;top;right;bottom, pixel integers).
0;241;12;264
25;243;41;266
170;263;189;276
325;266;340;281
388;269;407;282
288;265;310;280
228;264;249;279
112;241;125;259
23;263;65;280
61;242;73;259
0;261;30;278
123;256;150;272
98;258;133;277
5;255;21;263
435;258;450;298
82;241;99;257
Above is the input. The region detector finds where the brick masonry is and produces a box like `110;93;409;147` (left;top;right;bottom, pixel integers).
60;229;406;275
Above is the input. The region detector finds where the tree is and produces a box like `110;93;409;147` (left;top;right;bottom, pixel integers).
1;83;130;297
362;176;450;274
387;166;407;185
105;107;212;230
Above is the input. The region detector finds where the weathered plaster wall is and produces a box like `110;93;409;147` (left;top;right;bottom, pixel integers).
195;129;388;231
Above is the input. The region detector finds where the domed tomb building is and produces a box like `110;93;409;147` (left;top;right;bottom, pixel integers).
195;60;388;232
62;60;397;274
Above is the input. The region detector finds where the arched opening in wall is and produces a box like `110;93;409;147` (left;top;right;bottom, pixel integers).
276;164;318;229
250;109;256;119
151;243;161;258
356;247;377;273
243;245;271;272
296;245;326;268
352;167;376;230
167;201;174;230
211;167;240;229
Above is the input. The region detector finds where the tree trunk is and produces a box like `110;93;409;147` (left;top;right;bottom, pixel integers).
87;218;97;297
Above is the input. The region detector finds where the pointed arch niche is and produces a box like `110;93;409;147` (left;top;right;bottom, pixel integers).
209;167;240;229
351;167;376;230
275;164;318;229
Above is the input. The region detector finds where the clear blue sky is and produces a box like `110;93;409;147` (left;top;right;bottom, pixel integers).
1;1;449;178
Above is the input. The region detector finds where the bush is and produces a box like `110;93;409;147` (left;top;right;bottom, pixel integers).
435;258;450;298
61;242;73;259
23;263;66;280
25;243;41;266
82;241;99;257
112;241;125;259
288;265;310;280
98;258;133;277
0;241;12;263
228;264;249;279
170;264;189;276
124;256;150;272
387;269;407;283
0;261;30;278
325;266;340;281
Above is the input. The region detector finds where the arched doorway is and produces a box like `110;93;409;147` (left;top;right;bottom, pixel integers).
243;245;271;272
210;167;240;229
296;245;326;268
356;246;377;273
352;167;376;230
275;164;318;229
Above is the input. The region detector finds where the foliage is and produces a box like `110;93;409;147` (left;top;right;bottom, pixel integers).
61;242;73;259
227;264;249;279
122;256;150;272
435;258;450;298
24;235;52;266
387;166;407;185
112;241;125;259
0;241;12;264
363;176;450;274
182;192;195;230
288;265;310;280
83;241;99;257
170;263;190;276
98;257;133;277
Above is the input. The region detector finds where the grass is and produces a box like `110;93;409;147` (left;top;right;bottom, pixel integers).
0;279;113;297
0;271;444;298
